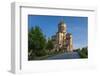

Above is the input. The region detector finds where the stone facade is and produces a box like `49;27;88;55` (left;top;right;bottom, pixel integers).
51;20;73;52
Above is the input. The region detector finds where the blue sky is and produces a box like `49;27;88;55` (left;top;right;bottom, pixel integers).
28;15;88;49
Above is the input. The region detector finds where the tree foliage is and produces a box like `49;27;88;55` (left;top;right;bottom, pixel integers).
28;26;47;60
46;39;54;51
78;47;88;58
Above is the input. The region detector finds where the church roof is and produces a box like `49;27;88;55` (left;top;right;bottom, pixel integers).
58;20;65;25
66;33;72;36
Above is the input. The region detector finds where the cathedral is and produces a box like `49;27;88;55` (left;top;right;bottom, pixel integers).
51;20;73;52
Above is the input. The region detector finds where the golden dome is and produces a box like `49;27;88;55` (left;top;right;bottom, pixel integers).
58;20;67;33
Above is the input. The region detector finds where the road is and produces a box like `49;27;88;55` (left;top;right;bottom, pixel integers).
47;52;80;60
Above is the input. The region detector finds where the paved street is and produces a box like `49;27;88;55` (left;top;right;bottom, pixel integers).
47;52;80;60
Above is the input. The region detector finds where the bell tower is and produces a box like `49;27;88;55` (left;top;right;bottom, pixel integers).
52;19;73;52
57;20;67;50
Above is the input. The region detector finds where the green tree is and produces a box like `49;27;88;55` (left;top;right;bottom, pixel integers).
28;26;47;60
78;47;88;58
46;39;54;51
